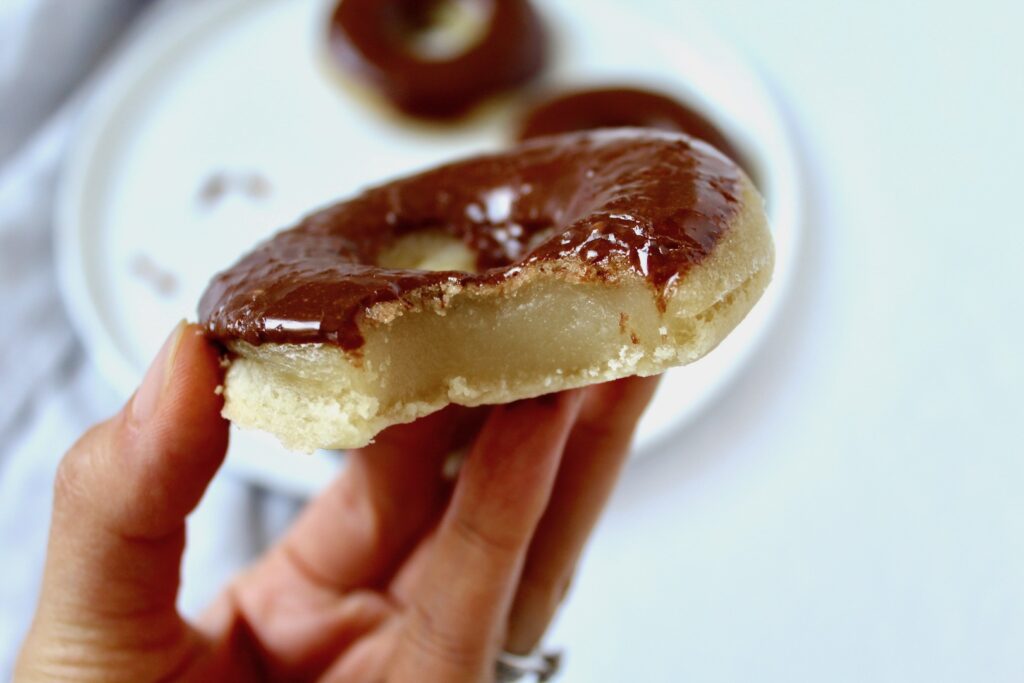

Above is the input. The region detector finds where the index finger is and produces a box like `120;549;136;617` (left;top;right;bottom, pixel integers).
263;406;483;593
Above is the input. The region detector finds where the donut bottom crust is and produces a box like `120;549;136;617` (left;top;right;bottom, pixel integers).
220;183;774;452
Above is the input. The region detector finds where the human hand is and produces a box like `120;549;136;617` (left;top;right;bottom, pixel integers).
16;322;658;682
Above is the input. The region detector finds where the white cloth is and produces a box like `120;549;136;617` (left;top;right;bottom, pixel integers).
0;2;300;675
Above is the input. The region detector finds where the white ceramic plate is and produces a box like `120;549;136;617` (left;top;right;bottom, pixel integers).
56;0;801;497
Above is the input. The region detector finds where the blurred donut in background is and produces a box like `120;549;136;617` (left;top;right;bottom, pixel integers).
517;86;751;179
327;0;548;119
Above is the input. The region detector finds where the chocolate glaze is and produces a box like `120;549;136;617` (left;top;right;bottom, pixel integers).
518;86;750;178
199;130;743;350
328;0;547;119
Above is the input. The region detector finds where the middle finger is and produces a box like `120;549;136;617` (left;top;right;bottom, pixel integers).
390;392;584;682
504;376;661;654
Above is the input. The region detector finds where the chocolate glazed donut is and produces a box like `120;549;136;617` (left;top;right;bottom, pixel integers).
204;130;748;349
328;0;547;119
200;130;774;451
517;86;751;178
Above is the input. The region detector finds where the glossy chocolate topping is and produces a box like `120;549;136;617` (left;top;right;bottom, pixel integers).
199;130;743;350
328;0;547;119
518;86;750;178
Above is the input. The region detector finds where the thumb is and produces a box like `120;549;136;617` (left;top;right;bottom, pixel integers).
19;322;229;673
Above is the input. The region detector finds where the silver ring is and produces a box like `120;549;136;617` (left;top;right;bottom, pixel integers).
494;648;562;682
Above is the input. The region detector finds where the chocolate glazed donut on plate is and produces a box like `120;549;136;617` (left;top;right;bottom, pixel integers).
517;86;751;178
327;0;547;119
199;130;775;452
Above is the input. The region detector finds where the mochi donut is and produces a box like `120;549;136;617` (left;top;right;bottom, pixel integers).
199;130;774;451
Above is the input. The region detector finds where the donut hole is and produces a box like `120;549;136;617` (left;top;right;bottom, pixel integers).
391;0;492;61
377;230;479;272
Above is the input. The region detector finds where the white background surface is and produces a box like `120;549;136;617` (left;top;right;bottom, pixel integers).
1;1;1022;681
549;1;1024;681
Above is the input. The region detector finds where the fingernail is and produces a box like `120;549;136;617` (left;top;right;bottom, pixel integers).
132;321;187;422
